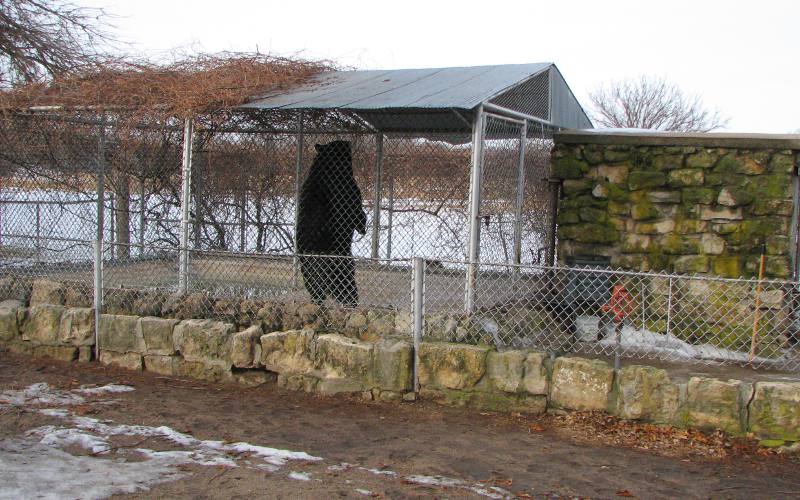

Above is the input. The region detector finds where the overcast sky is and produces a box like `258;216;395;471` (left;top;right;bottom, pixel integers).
81;0;799;133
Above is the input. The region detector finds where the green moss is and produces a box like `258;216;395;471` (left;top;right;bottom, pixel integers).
651;154;683;171
675;219;706;233
559;223;619;244
606;183;630;202
560;195;607;211
562;178;593;195
603;147;630;163
713;222;741;235
713;256;742;278
746;174;792;199
769;152;794;173
668;169;704;187
713;154;741;174
631;199;660;221
557;209;580;225
759;439;787;448
579;207;608;223
552;156;589;179
686;149;719;168
660;234;701;255
681;187;714;205
582;146;605;164
752;198;793;216
608;201;630;216
628;171;666;190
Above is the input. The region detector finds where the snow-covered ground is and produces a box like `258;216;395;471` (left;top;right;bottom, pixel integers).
0;383;514;499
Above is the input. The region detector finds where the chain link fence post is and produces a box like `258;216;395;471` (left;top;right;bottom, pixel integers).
371;134;383;259
93;239;103;360
292;111;304;289
465;107;485;313
178;117;195;294
512;121;527;267
412;257;426;393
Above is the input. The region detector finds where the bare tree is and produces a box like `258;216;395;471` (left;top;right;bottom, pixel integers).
0;0;114;87
589;76;729;132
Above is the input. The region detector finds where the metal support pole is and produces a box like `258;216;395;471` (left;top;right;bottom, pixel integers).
178;117;194;294
665;277;674;339
386;172;395;260
370;134;384;259
465;107;486;313
547;179;560;266
412;257;425;393
35;203;41;261
93;239;103;360
292;111;304;288
239;191;247;253
138;177;146;255
512;122;528;267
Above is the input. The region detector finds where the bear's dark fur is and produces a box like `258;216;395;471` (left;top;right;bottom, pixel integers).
296;140;366;307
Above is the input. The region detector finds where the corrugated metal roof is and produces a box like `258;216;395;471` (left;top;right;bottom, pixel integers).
241;63;552;111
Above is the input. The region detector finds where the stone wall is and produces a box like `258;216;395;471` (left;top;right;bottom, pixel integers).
552;131;800;278
1;279;799;445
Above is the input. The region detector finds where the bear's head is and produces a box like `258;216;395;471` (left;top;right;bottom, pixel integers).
313;140;352;177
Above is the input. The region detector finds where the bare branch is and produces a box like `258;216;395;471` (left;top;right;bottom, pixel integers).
588;76;729;132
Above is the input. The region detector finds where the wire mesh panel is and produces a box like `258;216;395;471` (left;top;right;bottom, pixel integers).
420;259;800;372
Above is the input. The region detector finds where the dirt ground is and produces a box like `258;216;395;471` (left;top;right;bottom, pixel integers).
1;351;798;500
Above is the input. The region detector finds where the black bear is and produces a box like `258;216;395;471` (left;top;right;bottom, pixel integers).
296;140;366;307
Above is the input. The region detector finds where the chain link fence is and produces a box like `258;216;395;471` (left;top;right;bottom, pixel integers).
2;110;799;373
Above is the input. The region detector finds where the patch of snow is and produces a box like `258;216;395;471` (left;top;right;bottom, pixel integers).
76;384;135;395
288;471;311;481
328;462;353;472
355;488;372;496
38;408;69;418
0;383;85;407
596;325;777;364
227;442;322;466
26;426;110;455
360;467;397;476
404;474;511;499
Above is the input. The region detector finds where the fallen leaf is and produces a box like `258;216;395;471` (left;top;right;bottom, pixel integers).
616;489;635;497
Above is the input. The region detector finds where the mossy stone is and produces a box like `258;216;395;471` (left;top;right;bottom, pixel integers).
579;207;608;223
769;153;794;174
660;234;701;255
713;256;742;278
651;154;683;171
562;178;593;195
608;201;629;216
559;223;619;244
552;156;589;179
603;148;630;163
673;255;710;273
747;174;792;199
557;209;580;225
582;146;605;164
668;169;704;187
606;183;630;202
631;199;660;221
713;154;742;174
686;149;719;168
752;198;793;216
682;187;715;205
628;171;666;190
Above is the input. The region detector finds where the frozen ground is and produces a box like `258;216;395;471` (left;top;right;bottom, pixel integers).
1;350;798;499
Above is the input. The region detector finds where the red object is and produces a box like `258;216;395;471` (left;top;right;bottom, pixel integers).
601;284;634;323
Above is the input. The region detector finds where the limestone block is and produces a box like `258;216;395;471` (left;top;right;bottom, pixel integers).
212;297;240;322
173;319;235;368
277;373;318;392
256;301;283;331
161;292;211;320
172;357;231;382
98;314;144;353
612;365;680;423
315;333;373;385
143;355;175;376
21;304;65;345
344;311;368;336
282;302;323;330
673;255;710;274
486;350;526;393
32;345;78;361
417;342;490;391
522;352;548;395
131;291;167;318
686;377;745;434
420;388;546;414
63;286;93;308
316;377;366;395
373;338;413;392
103;289;140;315
363;310;395;341
635;220;675;235
0;300;21;341
667;169;704;187
700;234;726;255
78;346;93;363
233;370;276;388
30;279;65;306
647;191;682;204
748;382;800;441
700;206;743;221
549;357;614;411
394;311;412;335
0;277;31;303
231;324;263;368
260;329;316;375
140;317;180;355
58;308;95;346
99;350;143;371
